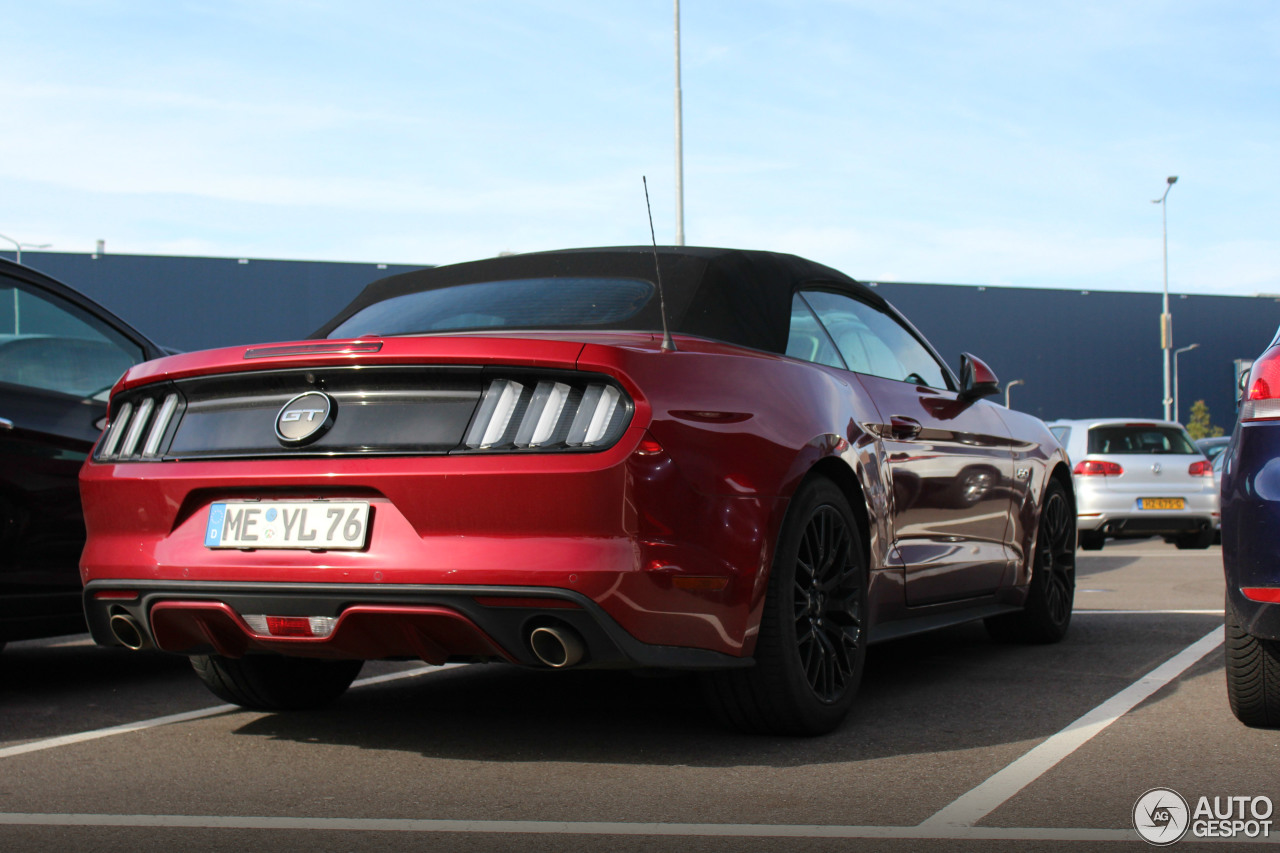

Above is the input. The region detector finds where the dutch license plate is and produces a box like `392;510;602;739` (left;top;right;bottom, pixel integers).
1139;497;1185;510
204;501;370;550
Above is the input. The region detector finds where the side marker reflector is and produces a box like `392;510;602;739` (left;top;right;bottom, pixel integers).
673;576;730;592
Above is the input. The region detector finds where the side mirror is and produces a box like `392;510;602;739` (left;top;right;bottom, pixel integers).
959;353;1000;401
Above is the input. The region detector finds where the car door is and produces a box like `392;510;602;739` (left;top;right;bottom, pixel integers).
0;267;153;640
797;288;1017;606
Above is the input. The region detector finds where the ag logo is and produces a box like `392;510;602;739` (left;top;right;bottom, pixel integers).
1134;787;1190;846
275;391;335;446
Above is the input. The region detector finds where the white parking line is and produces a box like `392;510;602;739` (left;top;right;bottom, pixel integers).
0;626;1233;843
0;813;1140;841
1076;609;1224;615
921;625;1224;828
1077;550;1215;558
42;637;96;649
0;664;452;761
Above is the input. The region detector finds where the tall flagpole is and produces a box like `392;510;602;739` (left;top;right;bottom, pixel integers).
674;0;685;246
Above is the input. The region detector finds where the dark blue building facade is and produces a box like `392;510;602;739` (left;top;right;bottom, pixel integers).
7;249;1274;431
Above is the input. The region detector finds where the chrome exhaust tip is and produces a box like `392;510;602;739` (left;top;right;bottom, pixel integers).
529;625;585;668
109;613;151;651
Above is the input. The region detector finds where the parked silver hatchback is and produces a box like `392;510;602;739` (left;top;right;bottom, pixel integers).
1048;418;1217;550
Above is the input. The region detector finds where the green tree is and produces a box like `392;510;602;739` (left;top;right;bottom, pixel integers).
1186;399;1224;440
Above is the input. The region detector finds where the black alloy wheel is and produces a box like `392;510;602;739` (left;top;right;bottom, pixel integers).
793;504;864;702
702;477;867;735
986;479;1076;644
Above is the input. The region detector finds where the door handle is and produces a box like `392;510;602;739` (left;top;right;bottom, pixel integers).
889;416;922;440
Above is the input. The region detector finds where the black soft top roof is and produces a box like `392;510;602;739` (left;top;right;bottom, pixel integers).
312;246;888;354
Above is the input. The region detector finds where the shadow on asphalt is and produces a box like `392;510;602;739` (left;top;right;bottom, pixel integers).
0;641;191;698
0;640;207;744
1075;555;1143;578
229;615;1221;768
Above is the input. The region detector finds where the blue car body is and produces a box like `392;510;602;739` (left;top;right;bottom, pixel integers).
1220;326;1280;726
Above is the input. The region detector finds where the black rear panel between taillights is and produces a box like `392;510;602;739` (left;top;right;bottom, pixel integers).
92;365;633;462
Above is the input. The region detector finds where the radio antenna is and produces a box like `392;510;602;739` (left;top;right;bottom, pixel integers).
643;176;676;352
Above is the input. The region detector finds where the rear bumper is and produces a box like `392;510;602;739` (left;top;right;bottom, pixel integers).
83;580;751;669
1073;482;1217;536
1076;513;1214;536
1226;585;1280;642
79;437;782;660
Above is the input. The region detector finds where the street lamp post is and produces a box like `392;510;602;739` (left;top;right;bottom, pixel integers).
0;233;51;335
1004;379;1024;409
1173;343;1199;424
1153;176;1178;420
673;0;685;246
0;232;51;266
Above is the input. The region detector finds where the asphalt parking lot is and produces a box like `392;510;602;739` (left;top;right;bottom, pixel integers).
2;539;1276;852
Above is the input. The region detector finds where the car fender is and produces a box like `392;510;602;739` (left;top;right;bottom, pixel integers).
993;407;1074;585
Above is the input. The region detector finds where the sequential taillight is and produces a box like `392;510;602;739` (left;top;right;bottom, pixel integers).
464;376;631;451
1242;347;1280;421
1073;460;1123;476
1188;460;1213;477
95;389;184;461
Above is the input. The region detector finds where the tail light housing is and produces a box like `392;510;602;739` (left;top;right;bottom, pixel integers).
1073;460;1123;476
463;376;632;451
1188;460;1213;477
95;387;185;461
1242;347;1280;422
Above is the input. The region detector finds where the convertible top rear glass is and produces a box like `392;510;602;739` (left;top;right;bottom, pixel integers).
315;247;898;356
326;277;655;338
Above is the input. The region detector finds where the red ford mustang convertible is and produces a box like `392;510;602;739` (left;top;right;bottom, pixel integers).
80;246;1075;734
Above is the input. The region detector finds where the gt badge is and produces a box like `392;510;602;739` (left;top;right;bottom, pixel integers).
275;391;335;446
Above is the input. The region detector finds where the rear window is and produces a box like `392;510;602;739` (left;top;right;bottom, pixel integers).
327;277;655;339
1086;425;1199;455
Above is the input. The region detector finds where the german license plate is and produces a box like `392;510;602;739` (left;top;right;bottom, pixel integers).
204;501;370;549
1139;497;1185;510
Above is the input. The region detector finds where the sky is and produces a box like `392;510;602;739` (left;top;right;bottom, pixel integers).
1;0;1277;295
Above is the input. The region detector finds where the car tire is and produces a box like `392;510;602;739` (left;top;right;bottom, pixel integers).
1225;599;1280;728
191;654;363;711
1078;530;1105;551
1174;528;1214;550
985;479;1075;644
701;477;867;736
